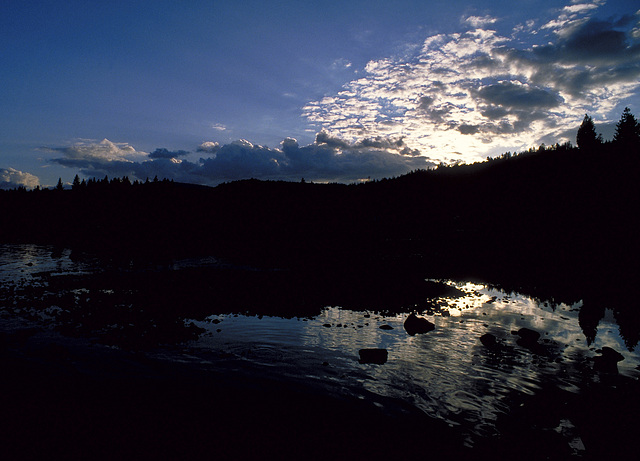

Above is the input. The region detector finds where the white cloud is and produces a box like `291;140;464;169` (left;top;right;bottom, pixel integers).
0;167;40;189
302;1;640;164
47;138;148;163
463;15;498;28
197;141;221;154
562;4;599;15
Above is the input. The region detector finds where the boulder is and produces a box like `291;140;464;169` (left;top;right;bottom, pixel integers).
514;327;540;348
358;349;388;364
404;313;435;336
594;346;625;373
480;333;498;348
379;324;394;330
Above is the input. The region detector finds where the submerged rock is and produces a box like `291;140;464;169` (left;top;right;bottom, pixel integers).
358;349;388;364
480;333;498;349
514;327;541;347
594;346;625;373
404;313;435;336
379;324;394;330
512;327;550;355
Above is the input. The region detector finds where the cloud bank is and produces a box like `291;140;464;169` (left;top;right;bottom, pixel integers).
303;1;640;164
0;167;40;190
46;132;432;185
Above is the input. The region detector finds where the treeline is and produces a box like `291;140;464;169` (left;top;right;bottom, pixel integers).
11;174;176;194
1;109;639;293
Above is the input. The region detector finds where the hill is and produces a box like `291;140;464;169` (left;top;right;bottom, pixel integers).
1;140;639;302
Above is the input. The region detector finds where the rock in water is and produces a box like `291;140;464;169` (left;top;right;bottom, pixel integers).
514;327;540;347
594;346;625;373
404;313;435;336
480;333;498;348
358;349;388;364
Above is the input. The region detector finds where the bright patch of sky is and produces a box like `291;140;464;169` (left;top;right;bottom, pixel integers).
0;0;638;188
303;0;640;165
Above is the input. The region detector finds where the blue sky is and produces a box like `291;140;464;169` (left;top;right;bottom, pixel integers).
1;0;639;188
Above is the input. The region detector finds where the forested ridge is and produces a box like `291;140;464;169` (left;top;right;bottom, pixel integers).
2;110;639;298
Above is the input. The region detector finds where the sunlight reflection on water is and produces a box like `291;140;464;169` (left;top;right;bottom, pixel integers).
190;279;640;442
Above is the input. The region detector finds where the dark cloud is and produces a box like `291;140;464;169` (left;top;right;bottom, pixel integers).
417;96;434;110
149;148;190;159
458;124;480;135
477;82;562;110
48;134;433;186
314;130;351;149
419;101;456;124
480;106;509;120
537;19;639;65
496;17;640;99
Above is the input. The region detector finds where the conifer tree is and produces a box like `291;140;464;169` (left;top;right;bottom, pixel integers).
72;174;81;190
576;114;601;151
613;107;640;151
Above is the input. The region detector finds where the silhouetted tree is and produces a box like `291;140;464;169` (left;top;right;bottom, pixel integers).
56;178;64;191
72;174;81;190
576;114;602;151
613;107;640;151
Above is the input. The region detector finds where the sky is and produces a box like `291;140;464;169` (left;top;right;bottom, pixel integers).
1;0;639;188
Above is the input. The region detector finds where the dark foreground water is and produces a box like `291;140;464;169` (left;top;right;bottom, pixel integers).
1;244;639;460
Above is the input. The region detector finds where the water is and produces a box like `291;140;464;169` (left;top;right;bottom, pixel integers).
189;285;639;448
1;244;639;454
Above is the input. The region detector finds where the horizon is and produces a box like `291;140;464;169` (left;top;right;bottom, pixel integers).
1;0;639;188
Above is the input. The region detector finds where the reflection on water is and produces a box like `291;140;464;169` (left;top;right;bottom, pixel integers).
190;282;639;447
2;244;639;453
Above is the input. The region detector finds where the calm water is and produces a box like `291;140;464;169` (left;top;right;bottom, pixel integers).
2;244;639;452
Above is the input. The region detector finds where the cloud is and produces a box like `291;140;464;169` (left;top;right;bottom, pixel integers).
47;134;433;185
197;141;221;154
43;139;149;179
463;15;498;28
302;1;640;164
45;138;147;163
476;82;563;109
458;124;480;135
149;148;190;159
0;167;40;190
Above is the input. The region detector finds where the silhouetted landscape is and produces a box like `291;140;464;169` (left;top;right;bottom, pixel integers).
2;112;639;298
1;111;640;459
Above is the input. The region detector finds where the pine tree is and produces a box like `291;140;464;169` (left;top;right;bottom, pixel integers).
72;174;81;190
613;107;640;152
56;178;64;191
576;114;601;152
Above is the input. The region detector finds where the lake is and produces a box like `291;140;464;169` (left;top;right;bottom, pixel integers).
1;244;639;459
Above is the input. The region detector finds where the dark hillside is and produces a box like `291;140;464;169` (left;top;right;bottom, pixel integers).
1;141;639;300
